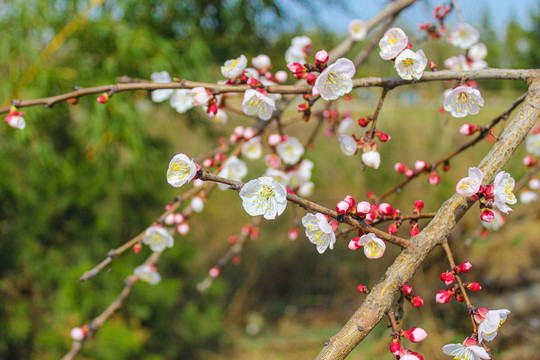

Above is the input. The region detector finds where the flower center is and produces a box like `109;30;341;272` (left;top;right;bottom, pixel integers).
258;185;275;201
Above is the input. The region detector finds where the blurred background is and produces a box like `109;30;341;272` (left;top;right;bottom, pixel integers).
1;0;539;359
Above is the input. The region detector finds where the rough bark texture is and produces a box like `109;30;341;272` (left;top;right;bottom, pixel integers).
315;74;540;360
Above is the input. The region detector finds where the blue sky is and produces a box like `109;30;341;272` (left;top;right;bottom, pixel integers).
282;0;538;37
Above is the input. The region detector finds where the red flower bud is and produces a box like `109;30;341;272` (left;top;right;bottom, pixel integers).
358;117;369;127
305;73;317;86
459;261;472;273
344;195;356;208
466;282;482;292
402;284;413;294
133;243;142;253
377;132;390;142
394;162;407;173
411;295;424;307
336;200;350;214
402;327;427;343
428;171;441;185
480;209;494;223
388;223;398;234
435;288;454;303
390;338;401;355
288;228;299;241
356;284;369;294
66;98;79;105
379;203;393;216
97;93;109;103
414;200;424;212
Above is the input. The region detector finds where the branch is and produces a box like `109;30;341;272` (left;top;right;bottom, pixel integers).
197;170;412;248
2;69;536;114
315;76;540;360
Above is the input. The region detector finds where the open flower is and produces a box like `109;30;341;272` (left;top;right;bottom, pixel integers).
448;23;480;49
302;213;336;254
217;155;248;191
442;342;490;360
394;49;427;80
526;133;540;156
348;19;367;41
443;85;484;118
379;27;408;60
469;43;487;61
276;137;305;165
314;58;356;101
357;233;386;259
239;177;287;220
242;137;263;160
264;168;290;187
221;54;247;78
444;55;471;71
337;116;356;135
285;35;312;64
167;153;197;187
477;309;510;342
150;71;174;102
242;89;276;121
456;167;483;197
289;159;314;188
252;54;271;70
520;190;538;204
191;87;211;106
4;110;26;130
134;264;161;285
143;225;174;252
339;135;357;156
170;89;194;113
493;171;517;213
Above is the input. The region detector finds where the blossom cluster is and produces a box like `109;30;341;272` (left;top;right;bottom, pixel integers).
379;27;428;80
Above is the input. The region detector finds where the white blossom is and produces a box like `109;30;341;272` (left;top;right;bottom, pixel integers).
4;112;26;129
221;54;247;78
362;150;381;169
358;233;386;259
456;167;483;197
134;264;161;285
526;133;540;156
444;55;471;71
150;71;174;102
302;213;336;254
379;27;408;60
275;70;288;83
348;19;367;41
337;116;356;135
288;159;314;188
339;135;357;156
191;197;204;213
470;60;488;70
443;85;484;118
478;309;510;342
191;87;210;106
264;168;290;187
520;190;537;204
315;58;356;101
217;155;248;191
212;109;228;124
469;43;487;61
170;89;194;113
242;89;276;121
493;171;517;213
239;177;287;220
449;23;480;49
442;343;490;360
242;136;263;160
394;49;427;80
167;153;197;187
143;226;174;252
276;137;305;165
244;67;260;80
298;181;314;197
285;36;312;64
252;54;271;70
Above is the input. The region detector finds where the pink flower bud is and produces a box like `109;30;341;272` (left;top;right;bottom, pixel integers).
233;126;245;137
305;73;317;86
243;127;255;140
411;295;423;307
275;70;288;83
390;338;401;355
247;77;262;87
287;62;306;74
250;227;260;239
414;160;427;171
348;237;362;250
405;169;415;178
241;224;251;236
288;228;299;241
356;201;371;215
268;133;282;146
523;155;536;166
402;284;413;294
428;172;441;185
466;282;482;291
71;326;87;341
344;195;356;208
209;266;221;278
336;200;350;214
435;289;454;303
414;200;424;211
409;225;419;237
379;203;393;215
444;273;455;286
315;50;329;63
459;123;475;135
232;255;241;265
480;209;494;223
97;93;109;103
177;222;190;235
460;261;472;272
529;177;540;190
403;327;427;343
174;213;185;224
202;158;214;167
228;236;237;244
164;213;176;225
388;223;398;234
356;284;369;293
394;162;407;173
297;102;309;112
429;61;438;71
454;291;465;302
133;243;142;254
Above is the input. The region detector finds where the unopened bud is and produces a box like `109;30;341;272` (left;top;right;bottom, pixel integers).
402;327;427;343
428;171;441;185
97;93;109;103
394;162;407;173
348;237;362;250
414;160;427;171
315;50;329;63
288;228;299;241
466;282;482;291
459;261;472;273
402;284;413;294
480;209;494;223
356;284;369;294
523;155;536;166
411;295;424;307
336;200;350;214
356;201;371;215
209;266;221;278
133;243;142;254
